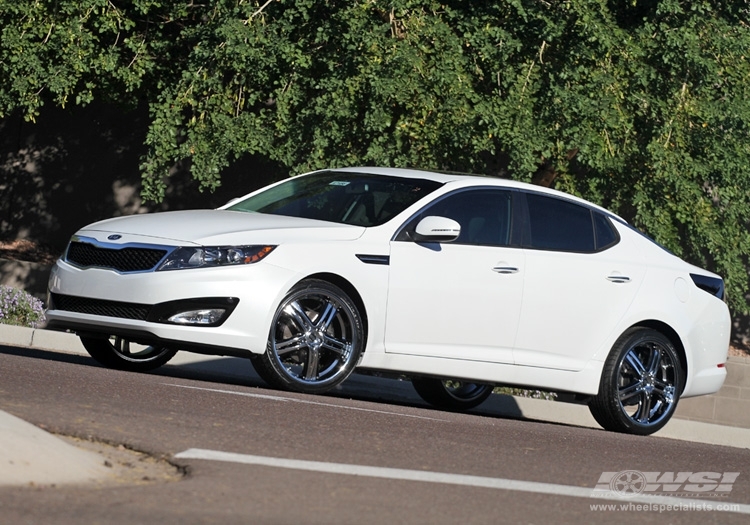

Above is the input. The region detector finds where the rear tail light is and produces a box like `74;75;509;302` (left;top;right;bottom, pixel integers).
690;273;725;301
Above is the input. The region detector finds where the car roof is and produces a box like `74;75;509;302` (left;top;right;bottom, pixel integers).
326;167;625;222
329;166;484;184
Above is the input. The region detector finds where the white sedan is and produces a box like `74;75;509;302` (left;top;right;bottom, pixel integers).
46;167;730;435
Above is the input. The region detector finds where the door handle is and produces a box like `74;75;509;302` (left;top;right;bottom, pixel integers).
493;266;519;274
607;275;631;284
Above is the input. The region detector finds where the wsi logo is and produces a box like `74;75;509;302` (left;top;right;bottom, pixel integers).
593;471;740;498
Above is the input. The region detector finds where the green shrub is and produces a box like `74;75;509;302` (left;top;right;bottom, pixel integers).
0;285;46;328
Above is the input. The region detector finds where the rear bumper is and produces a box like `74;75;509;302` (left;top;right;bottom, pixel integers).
681;298;731;398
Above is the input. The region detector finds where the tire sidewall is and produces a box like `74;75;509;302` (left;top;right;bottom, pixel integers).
597;328;683;435
81;336;177;372
411;376;494;411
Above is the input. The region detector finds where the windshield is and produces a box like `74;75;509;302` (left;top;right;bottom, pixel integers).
227;171;443;227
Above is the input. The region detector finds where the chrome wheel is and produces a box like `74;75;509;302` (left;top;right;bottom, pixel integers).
411;376;493;410
80;335;178;372
589;328;683;435
253;279;364;393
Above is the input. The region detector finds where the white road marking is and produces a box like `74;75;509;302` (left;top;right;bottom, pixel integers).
163;383;446;421
173;448;750;514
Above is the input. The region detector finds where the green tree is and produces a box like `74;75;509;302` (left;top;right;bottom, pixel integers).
1;0;749;315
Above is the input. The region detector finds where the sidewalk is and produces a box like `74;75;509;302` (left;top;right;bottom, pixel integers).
1;324;749;487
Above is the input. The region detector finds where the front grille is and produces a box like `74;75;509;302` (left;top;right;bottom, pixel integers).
66;241;168;272
51;293;151;320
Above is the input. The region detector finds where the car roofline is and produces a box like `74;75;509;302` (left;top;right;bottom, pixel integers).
320;167;628;223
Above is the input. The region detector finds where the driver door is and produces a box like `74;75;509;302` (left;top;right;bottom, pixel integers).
384;189;523;364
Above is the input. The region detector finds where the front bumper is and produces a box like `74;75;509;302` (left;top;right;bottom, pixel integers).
46;259;299;356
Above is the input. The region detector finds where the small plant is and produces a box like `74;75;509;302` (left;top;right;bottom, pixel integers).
0;285;46;328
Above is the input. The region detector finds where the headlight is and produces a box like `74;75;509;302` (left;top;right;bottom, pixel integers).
157;245;275;271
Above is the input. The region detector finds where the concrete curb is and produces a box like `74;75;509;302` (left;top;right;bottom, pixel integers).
0;322;86;354
1;323;749;488
508;396;750;449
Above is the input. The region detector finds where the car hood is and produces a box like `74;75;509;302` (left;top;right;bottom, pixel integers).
77;210;366;245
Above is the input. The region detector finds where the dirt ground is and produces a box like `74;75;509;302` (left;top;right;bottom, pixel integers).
57;435;184;487
0;239;59;265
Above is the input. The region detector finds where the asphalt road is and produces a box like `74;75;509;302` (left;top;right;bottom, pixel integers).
1;344;749;524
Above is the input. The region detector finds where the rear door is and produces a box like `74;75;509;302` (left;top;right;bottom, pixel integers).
512;192;645;371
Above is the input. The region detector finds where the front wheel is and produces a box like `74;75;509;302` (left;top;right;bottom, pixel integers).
411;377;494;411
589;328;683;435
80;336;178;372
252;279;364;394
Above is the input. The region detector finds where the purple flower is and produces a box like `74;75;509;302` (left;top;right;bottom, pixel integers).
0;285;46;328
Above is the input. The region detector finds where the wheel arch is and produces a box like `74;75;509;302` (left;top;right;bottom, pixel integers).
629;320;687;390
301;272;369;350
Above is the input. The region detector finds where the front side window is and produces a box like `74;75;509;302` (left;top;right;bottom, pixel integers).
399;189;513;246
227;171;442;227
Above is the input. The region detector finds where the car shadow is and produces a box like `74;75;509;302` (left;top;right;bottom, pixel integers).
1;344;530;424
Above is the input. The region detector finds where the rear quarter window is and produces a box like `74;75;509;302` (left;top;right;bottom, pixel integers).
593;212;619;250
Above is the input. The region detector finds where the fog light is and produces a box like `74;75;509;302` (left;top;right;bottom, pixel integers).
168;309;226;325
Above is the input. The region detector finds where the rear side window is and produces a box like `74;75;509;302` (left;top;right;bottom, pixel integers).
525;193;617;253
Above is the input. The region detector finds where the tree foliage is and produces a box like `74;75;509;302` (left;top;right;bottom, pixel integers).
1;0;750;314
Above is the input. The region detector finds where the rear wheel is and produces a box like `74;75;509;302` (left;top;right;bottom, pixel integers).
80;336;178;372
252;279;364;394
411;377;494;411
589;328;683;435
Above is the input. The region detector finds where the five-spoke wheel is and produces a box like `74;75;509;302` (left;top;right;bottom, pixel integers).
589;327;683;435
80;335;178;372
411;376;494;411
252;279;364;393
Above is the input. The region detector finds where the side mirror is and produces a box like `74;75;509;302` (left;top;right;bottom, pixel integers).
414;216;461;242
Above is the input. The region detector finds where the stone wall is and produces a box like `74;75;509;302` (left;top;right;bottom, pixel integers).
676;356;750;429
0;259;49;301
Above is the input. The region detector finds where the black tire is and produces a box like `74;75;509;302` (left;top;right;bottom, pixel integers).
411;376;494;411
80;335;178;372
589;327;683;435
253;279;364;394
249;353;283;387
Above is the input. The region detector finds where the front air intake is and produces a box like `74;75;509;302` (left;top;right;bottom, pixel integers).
50;293;151;320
